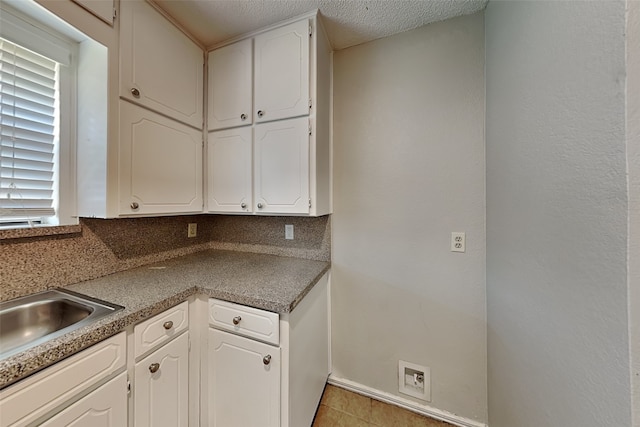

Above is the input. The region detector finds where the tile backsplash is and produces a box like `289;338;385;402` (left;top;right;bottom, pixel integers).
0;215;330;301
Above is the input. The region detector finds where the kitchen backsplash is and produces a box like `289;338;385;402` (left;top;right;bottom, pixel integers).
0;215;330;301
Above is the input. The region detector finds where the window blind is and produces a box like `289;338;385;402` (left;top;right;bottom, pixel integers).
0;37;57;219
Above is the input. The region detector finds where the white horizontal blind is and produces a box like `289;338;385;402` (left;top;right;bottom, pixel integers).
0;37;57;219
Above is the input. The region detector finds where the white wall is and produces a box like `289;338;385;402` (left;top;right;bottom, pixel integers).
485;2;632;426
331;13;487;424
628;1;640;425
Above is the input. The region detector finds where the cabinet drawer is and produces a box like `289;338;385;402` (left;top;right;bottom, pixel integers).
0;332;126;427
134;301;188;359
209;299;279;345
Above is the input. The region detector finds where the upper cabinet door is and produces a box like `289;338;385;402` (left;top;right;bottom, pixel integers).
208;39;253;131
254;117;309;214
254;19;310;124
119;102;203;216
120;0;204;129
207;127;253;213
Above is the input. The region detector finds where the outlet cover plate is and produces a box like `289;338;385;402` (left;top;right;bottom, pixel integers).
451;232;465;252
285;224;294;240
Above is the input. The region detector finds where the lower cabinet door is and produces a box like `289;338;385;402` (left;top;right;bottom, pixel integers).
208;328;280;427
40;372;127;427
135;332;189;427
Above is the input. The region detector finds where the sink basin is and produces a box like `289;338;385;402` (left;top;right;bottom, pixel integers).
0;289;124;360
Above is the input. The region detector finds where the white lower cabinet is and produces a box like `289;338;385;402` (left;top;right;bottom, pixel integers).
206;272;330;427
0;276;327;427
39;373;128;427
0;332;127;427
134;331;189;427
208;329;281;427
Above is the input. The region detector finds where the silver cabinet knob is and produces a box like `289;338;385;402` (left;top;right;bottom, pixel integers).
149;363;160;373
232;316;242;325
240;202;247;209
263;355;271;365
257;203;263;209
257;110;264;118
163;321;173;330
131;88;140;98
240;113;247;121
130;202;139;209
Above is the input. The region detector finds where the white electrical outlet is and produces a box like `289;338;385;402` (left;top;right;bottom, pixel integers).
188;223;197;238
285;224;294;240
451;232;465;252
398;360;431;401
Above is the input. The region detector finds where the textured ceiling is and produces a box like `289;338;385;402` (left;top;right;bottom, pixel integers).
152;0;488;50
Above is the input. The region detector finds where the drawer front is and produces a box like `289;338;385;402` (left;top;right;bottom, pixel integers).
209;299;279;345
0;332;126;427
134;301;189;359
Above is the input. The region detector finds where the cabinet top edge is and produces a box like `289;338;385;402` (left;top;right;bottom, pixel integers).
145;0;207;51
206;9;320;52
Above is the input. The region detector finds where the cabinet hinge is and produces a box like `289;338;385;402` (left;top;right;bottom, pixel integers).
113;7;117;20
309;199;312;208
127;376;131;396
309;23;313;37
308;123;312;136
309;98;312;111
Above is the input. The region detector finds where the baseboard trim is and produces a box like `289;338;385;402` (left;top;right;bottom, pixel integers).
327;375;487;427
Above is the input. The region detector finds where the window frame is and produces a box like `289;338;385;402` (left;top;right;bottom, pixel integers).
0;3;78;228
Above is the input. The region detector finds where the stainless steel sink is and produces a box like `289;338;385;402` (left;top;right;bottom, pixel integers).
0;289;124;360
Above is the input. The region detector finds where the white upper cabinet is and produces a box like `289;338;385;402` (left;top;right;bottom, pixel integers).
207;127;253;213
255;117;310;214
208;117;311;215
208;19;310;130
120;0;204;129
120;102;203;215
208;39;253;130
254;19;310;123
76;0;205;218
206;13;332;216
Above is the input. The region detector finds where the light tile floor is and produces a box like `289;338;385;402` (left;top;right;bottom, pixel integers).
312;385;454;427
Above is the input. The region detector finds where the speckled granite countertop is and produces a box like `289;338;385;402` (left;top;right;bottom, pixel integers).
0;249;330;389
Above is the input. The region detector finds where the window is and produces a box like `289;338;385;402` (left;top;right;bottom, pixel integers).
1;38;58;226
0;4;77;228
